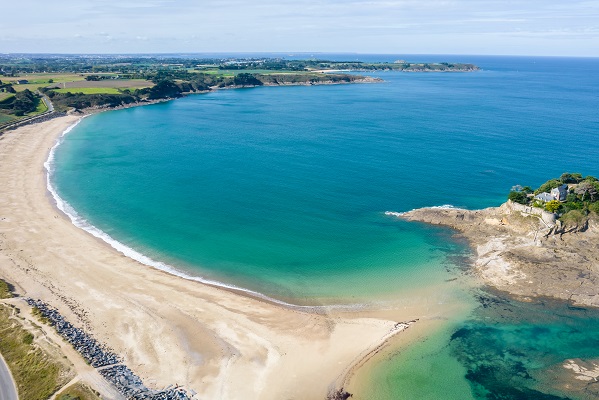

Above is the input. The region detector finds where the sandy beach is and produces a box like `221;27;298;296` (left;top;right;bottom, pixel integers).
0;115;464;399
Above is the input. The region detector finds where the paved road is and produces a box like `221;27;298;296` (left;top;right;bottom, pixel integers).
0;353;17;400
40;93;54;112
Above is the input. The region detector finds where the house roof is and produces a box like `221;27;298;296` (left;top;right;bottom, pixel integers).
535;193;554;202
551;184;568;192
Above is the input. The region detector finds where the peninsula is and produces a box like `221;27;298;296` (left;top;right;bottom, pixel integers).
395;173;599;307
1;55;478;128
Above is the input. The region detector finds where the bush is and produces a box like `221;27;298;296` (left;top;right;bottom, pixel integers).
589;202;599;215
562;201;583;214
521;186;533;194
560;173;583;184
508;191;528;205
147;80;182;99
545;200;561;213
560;209;587;225
0;279;12;299
233;73;263;86
535;179;561;195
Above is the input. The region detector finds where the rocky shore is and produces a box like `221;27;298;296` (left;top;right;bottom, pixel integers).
397;201;599;307
26;299;193;400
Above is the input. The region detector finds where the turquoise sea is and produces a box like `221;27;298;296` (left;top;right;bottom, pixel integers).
53;55;599;398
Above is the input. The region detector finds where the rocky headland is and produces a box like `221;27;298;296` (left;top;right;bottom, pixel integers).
398;201;599;307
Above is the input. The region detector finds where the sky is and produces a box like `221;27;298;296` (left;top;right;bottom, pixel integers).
2;0;599;56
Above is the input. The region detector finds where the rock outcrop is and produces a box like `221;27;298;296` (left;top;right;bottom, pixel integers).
398;201;599;307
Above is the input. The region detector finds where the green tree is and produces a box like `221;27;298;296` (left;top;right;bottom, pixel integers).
233;73;263;87
560;173;583;184
535;179;561;195
508;191;528;205
148;80;182;99
545;200;561;213
574;181;598;202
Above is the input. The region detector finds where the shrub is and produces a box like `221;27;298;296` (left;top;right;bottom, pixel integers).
545;200;561;213
589;202;599;215
508;191;528;204
560;209;587;225
560;173;583;184
535;179;561;195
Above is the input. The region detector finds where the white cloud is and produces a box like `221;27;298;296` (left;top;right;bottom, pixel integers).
0;0;597;55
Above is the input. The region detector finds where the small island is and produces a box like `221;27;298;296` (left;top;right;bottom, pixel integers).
395;172;599;307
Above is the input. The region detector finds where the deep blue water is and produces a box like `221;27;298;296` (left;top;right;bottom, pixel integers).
52;55;599;398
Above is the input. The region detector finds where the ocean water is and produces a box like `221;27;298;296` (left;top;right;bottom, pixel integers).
52;55;599;398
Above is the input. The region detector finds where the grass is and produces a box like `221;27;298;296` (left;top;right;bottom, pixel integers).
31;307;50;325
2;73;85;91
54;87;123;95
0;304;68;400
0;113;16;125
0;279;12;298
26;98;48;116
0;92;15;102
56;382;102;400
6;83;46;93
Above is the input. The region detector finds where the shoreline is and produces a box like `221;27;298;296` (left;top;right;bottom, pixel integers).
397;201;599;308
44;114;370;312
0;111;460;399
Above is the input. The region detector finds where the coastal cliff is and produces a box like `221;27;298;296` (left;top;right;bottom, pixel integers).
398;201;599;307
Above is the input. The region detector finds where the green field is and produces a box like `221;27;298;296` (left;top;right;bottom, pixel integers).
2;73;87;92
29;99;48;115
55;87;123;94
0;93;15;102
200;69;293;76
0;113;16;125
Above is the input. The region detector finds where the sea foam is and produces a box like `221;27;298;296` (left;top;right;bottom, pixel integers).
45;119;365;311
384;205;457;217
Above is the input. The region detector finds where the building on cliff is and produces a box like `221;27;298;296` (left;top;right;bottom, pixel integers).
535;184;568;203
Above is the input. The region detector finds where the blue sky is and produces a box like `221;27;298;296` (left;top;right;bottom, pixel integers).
2;0;598;56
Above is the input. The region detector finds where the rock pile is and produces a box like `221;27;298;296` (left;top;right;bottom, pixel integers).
26;298;120;367
26;298;193;399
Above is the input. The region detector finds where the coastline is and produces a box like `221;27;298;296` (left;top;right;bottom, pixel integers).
43;113;367;312
397;201;599;308
0;111;462;398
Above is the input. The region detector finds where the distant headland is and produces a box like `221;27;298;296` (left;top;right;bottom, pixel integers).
0;55;478;129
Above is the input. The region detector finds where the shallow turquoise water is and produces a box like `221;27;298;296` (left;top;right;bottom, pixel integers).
53;55;599;398
53;56;599;302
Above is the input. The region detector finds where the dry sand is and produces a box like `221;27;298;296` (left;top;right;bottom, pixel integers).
0;116;463;399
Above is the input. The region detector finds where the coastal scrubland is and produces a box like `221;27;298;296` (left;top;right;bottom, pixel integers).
56;382;101;400
0;303;72;400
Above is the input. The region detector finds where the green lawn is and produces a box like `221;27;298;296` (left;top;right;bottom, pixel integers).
28;99;48;116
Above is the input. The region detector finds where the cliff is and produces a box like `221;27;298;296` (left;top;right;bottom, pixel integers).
398;201;599;307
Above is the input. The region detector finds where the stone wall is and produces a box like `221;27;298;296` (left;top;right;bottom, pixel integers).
504;200;557;227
